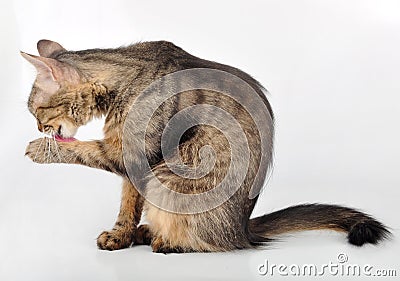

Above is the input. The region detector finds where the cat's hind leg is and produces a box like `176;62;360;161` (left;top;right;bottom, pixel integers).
133;224;153;245
142;130;231;253
151;236;187;254
145;190;220;253
97;179;144;250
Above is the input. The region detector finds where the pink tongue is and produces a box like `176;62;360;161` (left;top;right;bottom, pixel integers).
55;135;76;142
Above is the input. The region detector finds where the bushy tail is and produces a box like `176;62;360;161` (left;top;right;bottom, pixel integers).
248;203;390;246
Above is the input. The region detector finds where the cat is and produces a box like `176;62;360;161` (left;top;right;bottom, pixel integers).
22;40;390;253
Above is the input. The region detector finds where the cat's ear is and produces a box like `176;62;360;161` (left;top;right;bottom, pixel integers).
20;51;81;86
37;39;66;57
20;51;61;94
20;51;81;107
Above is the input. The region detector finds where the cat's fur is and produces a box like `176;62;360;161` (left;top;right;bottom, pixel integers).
22;40;390;252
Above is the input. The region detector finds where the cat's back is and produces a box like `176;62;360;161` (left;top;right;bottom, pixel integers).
65;40;193;66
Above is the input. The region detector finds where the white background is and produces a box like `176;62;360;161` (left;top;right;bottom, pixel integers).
1;0;399;280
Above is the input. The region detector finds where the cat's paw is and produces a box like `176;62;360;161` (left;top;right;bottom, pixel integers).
97;229;133;251
25;138;50;163
151;236;185;254
25;137;64;164
133;224;153;245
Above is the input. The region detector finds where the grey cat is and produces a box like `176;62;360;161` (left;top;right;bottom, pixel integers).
22;40;389;252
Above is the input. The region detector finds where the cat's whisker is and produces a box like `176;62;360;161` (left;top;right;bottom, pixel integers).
55;142;63;162
50;130;60;162
44;137;48;163
46;137;52;163
52;136;63;163
33;136;45;163
50;139;56;163
64;150;72;164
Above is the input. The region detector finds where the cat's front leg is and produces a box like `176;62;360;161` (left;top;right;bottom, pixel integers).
25;137;66;164
97;179;145;250
25;137;126;176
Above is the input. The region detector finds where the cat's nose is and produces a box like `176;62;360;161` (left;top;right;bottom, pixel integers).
37;122;43;132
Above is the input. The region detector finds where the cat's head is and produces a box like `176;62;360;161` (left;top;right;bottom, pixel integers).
21;40;90;138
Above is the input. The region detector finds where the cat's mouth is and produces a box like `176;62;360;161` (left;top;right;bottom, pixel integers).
54;134;76;143
53;124;77;142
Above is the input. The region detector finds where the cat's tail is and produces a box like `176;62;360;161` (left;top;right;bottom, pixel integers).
247;203;390;246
